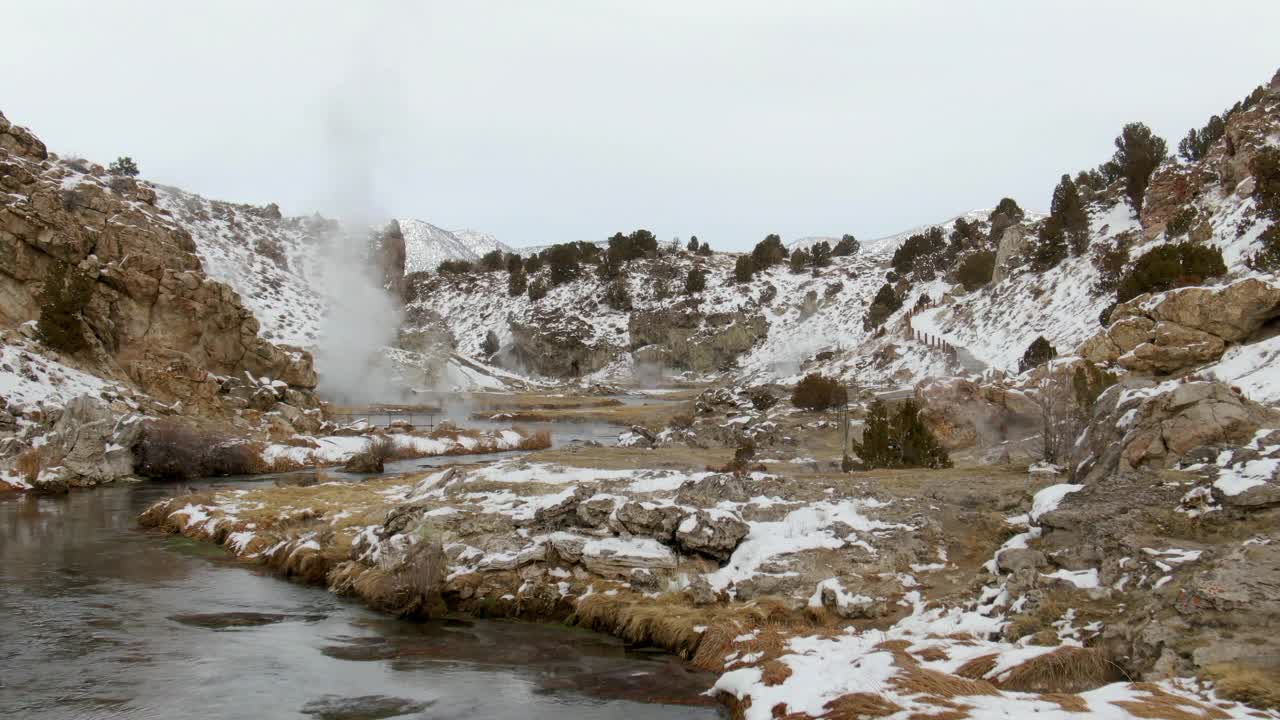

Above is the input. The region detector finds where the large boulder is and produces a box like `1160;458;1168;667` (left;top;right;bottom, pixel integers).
1114;279;1280;343
1078;279;1280;376
1072;380;1278;484
41;395;141;487
914;376;1040;451
673;509;748;561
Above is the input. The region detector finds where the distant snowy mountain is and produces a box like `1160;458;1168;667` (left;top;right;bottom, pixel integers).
399;219;511;274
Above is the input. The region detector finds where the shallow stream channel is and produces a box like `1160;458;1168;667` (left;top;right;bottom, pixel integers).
0;439;723;718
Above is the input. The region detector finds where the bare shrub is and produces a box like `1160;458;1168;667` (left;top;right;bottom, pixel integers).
14;447;46;483
791;373;846;411
136;419;268;479
343;436;393;473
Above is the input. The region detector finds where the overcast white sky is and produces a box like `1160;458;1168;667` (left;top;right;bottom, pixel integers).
3;2;1277;250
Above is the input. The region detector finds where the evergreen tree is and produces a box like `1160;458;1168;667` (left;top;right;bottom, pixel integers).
507;268;527;297
523;253;544;274
1049;174;1089;255
1246;223;1280;273
696;242;713;256
751;234;788;268
789;248;811;273
544;243;581;286
988;197;1025;244
1117;242;1226;302
687;236;700;253
479;249;505;271
1030;221;1069;272
833;234;859;257
1111;122;1168;214
790;373;845;411
852;399;951;469
862;283;902;330
604;277;632;310
505;253;523;274
684;268;707;294
1178;114;1226;162
809;240;832;268
527;279;547;301
733;255;755;283
1250;147;1280;220
955;251;995;291
1019;336;1057;373
990;197;1025;223
107;156;139;177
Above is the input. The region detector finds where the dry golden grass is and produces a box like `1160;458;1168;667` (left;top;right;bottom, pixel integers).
893;666;999;699
1110;683;1233;720
1202;664;1280;710
1039;693;1090;712
955;653;999;680
875;639;999;703
995;646;1117;693
760;659;793;686
14;446;45;482
914;646;950;662
821;692;903;718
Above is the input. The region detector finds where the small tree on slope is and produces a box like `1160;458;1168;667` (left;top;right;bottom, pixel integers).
1111;122;1167;214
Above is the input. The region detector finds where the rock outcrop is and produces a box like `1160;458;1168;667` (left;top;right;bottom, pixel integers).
1071;380;1278;484
0;110;318;415
507;310;618;377
629;306;767;373
1079;278;1280;375
913;376;1040;451
991;225;1028;283
34;395;142;489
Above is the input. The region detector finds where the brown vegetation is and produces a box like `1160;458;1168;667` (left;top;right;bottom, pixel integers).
14;446;45;482
1109;683;1232;720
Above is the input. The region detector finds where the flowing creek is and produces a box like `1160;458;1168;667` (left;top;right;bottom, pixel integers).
0;431;722;718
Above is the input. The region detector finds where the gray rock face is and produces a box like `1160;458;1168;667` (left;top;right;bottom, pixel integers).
991;225;1027;282
629;307;767;373
506;310;617;377
40;395;141;488
615;501;684;540
675;473;752;506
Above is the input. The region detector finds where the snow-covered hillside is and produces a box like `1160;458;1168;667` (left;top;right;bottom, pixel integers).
155;186;328;347
407;211;1003;387
400;219;510;274
913;182;1275;373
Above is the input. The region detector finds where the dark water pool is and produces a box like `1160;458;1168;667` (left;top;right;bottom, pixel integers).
0;478;722;719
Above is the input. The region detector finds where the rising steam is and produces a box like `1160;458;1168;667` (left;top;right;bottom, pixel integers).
310;101;406;406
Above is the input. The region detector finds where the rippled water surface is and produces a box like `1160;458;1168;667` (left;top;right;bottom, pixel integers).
0;479;722;719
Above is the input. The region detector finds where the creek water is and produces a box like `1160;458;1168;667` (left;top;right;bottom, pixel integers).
0;475;723;719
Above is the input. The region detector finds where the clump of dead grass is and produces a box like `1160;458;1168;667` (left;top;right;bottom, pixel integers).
14;446;46;482
996;646;1118;693
822;692;903;718
1202;663;1280;710
1039;693;1090;712
1109;682;1233;719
